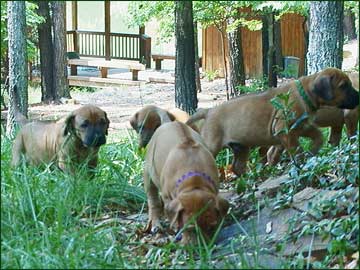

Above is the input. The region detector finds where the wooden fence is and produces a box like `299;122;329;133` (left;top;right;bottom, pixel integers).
202;13;306;78
66;30;151;64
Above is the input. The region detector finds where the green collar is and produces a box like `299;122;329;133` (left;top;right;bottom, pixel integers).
295;80;317;111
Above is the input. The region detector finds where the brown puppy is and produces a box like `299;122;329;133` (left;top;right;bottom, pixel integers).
186;68;359;176
12;105;110;173
129;105;190;148
314;72;359;145
266;72;359;165
144;121;229;244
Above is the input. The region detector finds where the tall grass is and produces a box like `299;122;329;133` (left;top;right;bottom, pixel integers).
1;131;147;268
1;130;236;269
2;126;358;268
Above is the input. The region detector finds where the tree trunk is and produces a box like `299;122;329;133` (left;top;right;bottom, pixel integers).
227;16;245;96
194;21;202;93
51;1;70;99
343;10;357;40
262;12;282;87
303;18;309;76
174;1;197;114
307;1;344;75
274;17;283;74
267;13;277;87
6;1;28;138
219;26;230;100
38;1;56;103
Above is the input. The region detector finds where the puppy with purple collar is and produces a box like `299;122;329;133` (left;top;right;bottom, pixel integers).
143;121;229;244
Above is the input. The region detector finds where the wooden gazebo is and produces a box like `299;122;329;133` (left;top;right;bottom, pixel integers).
66;1;151;65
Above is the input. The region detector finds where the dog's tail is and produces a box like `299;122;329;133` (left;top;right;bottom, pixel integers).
186;108;209;126
177;122;198;149
185;108;209;132
12;85;29;127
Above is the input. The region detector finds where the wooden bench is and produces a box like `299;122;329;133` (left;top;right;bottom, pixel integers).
152;54;175;70
152;54;203;70
68;57;146;81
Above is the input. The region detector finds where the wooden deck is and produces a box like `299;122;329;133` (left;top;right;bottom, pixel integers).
68;75;145;87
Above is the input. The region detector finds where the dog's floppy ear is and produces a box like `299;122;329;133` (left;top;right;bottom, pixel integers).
167;112;176;122
165;198;184;229
104;112;110;135
63;113;75;136
313;74;334;101
156;108;173;124
129;113;138;131
216;196;230;218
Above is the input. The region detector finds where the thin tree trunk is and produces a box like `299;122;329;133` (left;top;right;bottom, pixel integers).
303;18;309;76
307;1;344;74
175;1;197;114
194;21;202;93
343;10;357;40
274;17;283;75
51;1;70;99
219;25;230;100
267;13;277;87
227;16;245;96
38;1;56;103
6;1;28;138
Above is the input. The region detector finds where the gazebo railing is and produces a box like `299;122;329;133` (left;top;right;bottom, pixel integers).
66;30;151;65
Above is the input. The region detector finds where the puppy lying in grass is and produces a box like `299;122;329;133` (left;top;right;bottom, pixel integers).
12;104;109;173
143;121;229;244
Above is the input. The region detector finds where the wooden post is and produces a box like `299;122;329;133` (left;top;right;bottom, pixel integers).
72;1;78;53
104;1;110;60
71;1;77;30
155;59;163;70
139;26;145;64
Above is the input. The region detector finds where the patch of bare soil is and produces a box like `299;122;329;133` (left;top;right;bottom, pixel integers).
18;78;228;140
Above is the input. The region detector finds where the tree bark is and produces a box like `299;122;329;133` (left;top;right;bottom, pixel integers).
194;21;202;93
307;1;344;75
175;1;197;114
262;14;269;78
274;17;283;74
303;18;309;76
267;13;277;87
343;10;357;40
51;1;71;99
6;1;28;137
227;16;245;96
38;1;56;102
219;25;230;100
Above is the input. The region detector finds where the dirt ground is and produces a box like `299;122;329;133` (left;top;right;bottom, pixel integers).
19;78;229;141
2;39;358;142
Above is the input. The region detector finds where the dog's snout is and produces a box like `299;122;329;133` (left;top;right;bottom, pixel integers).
84;133;106;147
339;87;359;109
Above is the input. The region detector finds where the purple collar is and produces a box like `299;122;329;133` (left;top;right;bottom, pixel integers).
175;171;216;188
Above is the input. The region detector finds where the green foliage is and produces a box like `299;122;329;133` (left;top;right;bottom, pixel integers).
270;91;296;136
235;77;268;94
254;1;309;18
128;1;175;43
203;69;219;82
1;2;44;66
70;86;97;93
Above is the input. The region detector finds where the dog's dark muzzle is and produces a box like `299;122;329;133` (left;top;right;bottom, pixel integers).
84;134;106;147
338;87;359;109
